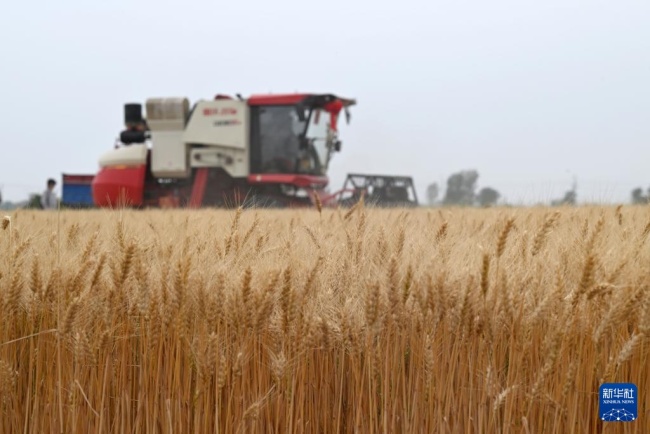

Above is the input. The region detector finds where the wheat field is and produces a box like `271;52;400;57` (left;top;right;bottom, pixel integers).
0;205;648;433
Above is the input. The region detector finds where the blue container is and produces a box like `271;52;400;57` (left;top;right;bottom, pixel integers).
62;174;95;207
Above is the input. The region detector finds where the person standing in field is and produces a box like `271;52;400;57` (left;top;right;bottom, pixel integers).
41;178;58;209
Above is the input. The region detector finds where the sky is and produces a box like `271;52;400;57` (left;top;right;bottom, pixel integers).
1;0;649;205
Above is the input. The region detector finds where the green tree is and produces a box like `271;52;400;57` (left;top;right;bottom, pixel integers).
477;187;500;207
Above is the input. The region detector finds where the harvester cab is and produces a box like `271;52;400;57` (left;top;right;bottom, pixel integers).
92;93;355;208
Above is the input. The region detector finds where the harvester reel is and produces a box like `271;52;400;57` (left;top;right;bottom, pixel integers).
339;173;418;208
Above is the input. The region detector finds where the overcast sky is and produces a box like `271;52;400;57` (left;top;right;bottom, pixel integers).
1;1;649;204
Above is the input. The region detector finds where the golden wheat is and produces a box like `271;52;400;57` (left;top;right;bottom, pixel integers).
0;205;648;433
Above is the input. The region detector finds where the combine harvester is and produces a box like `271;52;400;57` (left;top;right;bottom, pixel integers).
64;92;418;209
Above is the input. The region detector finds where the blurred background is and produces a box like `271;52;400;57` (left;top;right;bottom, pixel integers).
1;0;649;208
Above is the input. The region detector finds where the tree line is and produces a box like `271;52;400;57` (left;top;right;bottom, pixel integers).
428;170;650;207
631;187;650;204
426;169;578;207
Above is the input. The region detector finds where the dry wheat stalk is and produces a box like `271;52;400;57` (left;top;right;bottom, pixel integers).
0;206;648;433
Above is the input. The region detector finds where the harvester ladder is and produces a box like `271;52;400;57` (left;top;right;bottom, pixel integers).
188;168;208;208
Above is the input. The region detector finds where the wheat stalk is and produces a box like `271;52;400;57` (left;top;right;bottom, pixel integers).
0;206;648;433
